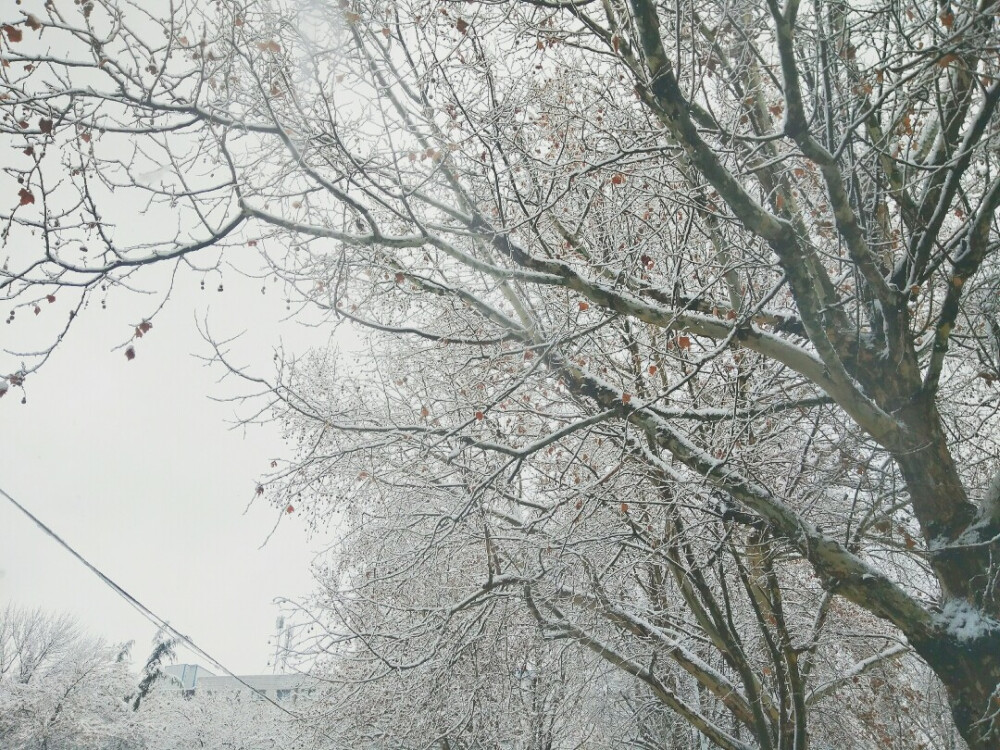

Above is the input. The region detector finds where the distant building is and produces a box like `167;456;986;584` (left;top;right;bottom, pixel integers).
160;664;321;703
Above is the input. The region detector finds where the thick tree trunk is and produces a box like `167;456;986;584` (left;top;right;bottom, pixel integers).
913;626;1000;749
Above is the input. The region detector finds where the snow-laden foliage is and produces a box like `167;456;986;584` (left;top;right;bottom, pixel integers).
0;606;333;750
3;0;1000;746
0;606;142;750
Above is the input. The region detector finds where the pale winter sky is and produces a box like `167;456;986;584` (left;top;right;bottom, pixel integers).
0;266;333;674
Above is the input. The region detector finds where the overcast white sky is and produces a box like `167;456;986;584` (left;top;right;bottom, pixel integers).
0;0;344;677
0;267;332;675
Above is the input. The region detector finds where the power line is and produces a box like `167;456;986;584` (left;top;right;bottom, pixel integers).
0;484;327;735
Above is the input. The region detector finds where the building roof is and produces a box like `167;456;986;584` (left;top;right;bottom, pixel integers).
160;664;321;698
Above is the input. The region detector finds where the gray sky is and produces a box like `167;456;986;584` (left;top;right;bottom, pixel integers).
0;0;342;677
0;267;329;674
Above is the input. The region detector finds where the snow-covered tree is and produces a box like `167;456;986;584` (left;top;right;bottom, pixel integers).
0;605;142;749
136;686;323;750
0;607;329;750
3;0;1000;745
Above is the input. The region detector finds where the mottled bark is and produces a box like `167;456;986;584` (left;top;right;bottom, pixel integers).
912;629;1000;750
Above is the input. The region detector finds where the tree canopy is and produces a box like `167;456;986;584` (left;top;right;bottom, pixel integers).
3;0;1000;746
0;605;143;749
